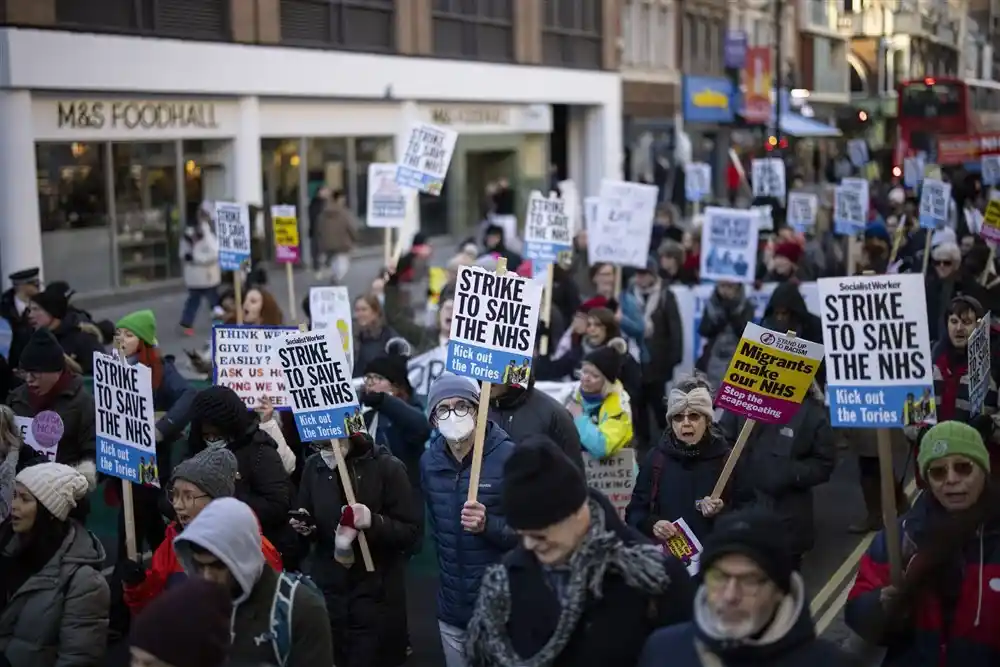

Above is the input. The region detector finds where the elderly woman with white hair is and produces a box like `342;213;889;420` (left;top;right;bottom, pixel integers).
927;240;964;344
625;374;739;546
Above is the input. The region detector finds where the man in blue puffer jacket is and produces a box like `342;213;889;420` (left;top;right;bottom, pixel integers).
420;373;517;667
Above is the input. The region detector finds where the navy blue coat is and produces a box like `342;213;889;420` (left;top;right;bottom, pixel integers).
420;421;518;629
364;393;429;493
154;358;196;444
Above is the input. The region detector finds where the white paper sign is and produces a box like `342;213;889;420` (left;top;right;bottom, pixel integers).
751;158;786;199
309;287;354;372
903;155;924;188
408;345;448;399
982;155;1000;187
751;205;773;232
14;416;57;461
213;325;297;409
588;180;659;269
848;139;869;168
215;201;251;271
833;186;866;235
700;207;760;284
583;196;599;234
395;122;458;196
841;177;870;213
583;449;635;520
366;163;408;228
94;352;158;486
968;313;991;417
685;163;712;203
919;178;952;229
787;191;818;231
524;190;573;266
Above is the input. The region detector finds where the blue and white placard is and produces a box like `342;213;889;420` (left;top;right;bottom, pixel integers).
833;186;866;236
367;163;408;227
700;207;760;285
215;201;251;271
524;190;573;268
685;163;712;203
95;352;158;486
918;178;951;229
395;122;457;196
786;192;818;232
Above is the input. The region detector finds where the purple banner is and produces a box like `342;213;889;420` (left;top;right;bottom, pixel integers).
724;30;748;69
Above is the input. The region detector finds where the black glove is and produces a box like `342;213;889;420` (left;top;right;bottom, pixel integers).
183;253;193;262
118;559;146;587
359;390;384;408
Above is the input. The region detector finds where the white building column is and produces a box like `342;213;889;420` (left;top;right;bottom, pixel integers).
581;99;623;195
234;96;264;235
395;100;420;248
0;90;43;288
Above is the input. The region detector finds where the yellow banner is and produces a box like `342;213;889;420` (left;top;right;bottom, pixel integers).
273;215;299;249
721;336;819;403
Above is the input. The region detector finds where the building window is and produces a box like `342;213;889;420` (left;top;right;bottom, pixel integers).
543;0;602;69
55;0;229;40
622;0;677;69
813;37;846;93
280;0;395;51
37;143;109;233
432;0;514;62
682;13;694;70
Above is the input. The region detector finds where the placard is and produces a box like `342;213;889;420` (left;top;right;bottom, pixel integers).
751;204;773;232
212;325;297;409
309;287;354;370
847;139;869;168
395;122;457;196
684;163;712;203
582;449;635;520
841;177;870;213
408;345;447;400
447;265;543;384
983;155;1000;187
524;190;573;267
274;330;361;442
367;162;408;228
215;201;251;271
14;413;63;462
271;205;300;264
968;313;991;417
583;196;599;233
919;178;951;229
663;518;703;576
982;199;1000;244
818;274;933;428
587;180;659;269
833;186;866;235
715;323;825;424
751;158;786;199
786;191;818;232
903;155;924;189
699;207;760;284
94;352;158;486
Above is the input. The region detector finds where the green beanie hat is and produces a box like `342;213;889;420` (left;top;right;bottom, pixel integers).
116;309;158;347
918;421;991;478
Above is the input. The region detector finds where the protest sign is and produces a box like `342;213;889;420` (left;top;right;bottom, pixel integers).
213;325;297;409
524;190;573;267
447;265;543;384
968;313;991;417
919;178;951;229
408;345;448;399
786;191;818;232
94;352;157;486
841;177;870;210
715;323;824;424
903;155;924;189
367;163;408;227
818;274;933;428
983;155;1000;187
274;330;361;442
271;205;300;264
664;518;703;576
981;199;1000;244
684;163;712;203
583;450;635;520
583;196;599;233
215;201;251;271
833;186;866;235
700;207;760;284
395;122;457;196
0;319;11;360
848;139;869;168
751;158;786;199
15;412;63;461
751;204;773;232
309;287;354;369
587;180;659;269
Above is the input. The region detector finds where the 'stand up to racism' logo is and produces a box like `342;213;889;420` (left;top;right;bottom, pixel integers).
759;332;776;345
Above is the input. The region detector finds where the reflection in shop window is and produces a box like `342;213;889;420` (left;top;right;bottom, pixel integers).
183;140;230;225
37;142;109;232
354;136;394;248
261;139;302;261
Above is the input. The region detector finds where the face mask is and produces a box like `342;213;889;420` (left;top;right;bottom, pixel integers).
438;414;475;443
204;438;227;451
320;450;338;470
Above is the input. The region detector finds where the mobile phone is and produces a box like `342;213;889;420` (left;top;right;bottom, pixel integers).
288;510;315;527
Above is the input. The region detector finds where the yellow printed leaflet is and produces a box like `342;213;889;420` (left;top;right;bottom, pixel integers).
721;323;821;402
692;90;729;109
273;216;299;248
985;200;1000;233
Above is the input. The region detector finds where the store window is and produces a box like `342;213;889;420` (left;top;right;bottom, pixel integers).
183;140;231;223
261;139;302;261
112;142;180;286
542;0;602;69
55;0;229;40
37;143;109;232
354;136;395;245
432;0;514;62
280;0;395;51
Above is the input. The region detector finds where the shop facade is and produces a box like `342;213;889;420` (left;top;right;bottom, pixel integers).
0;27;621;294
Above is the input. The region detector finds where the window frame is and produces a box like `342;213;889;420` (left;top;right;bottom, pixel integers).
542;0;603;69
279;0;396;52
430;0;515;62
53;0;232;42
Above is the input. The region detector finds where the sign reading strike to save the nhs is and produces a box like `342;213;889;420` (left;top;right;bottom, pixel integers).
716;323;824;425
818;274;933;429
447;266;542;385
95;352;158;487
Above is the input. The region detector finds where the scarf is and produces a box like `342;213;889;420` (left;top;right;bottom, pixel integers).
28;371;73;413
465;499;670;667
630;281;661;338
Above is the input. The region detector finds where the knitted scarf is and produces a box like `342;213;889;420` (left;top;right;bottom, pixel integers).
465;499;670;667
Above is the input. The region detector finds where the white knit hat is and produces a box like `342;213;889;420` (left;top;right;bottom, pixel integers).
16;463;89;521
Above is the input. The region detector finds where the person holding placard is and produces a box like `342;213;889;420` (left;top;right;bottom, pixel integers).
565;338;635;459
420;374;517;667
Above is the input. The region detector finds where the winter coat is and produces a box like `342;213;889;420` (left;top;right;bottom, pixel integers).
760;281;826;387
353;326;400;378
0;522;110;667
718;398;836;555
488;385;585;471
619;279;684;384
697;290;756;390
420;421;518;629
383;284;441;355
567;382;634;459
0;446;17;524
153;358;197;444
626;429;739;543
363;393;431;493
48;313;105;376
179;221;221;289
315;201;359;255
638;574;847;667
485;490;695;667
0;291;32;370
846;494;1000;666
123;520;283;615
8;373;96;472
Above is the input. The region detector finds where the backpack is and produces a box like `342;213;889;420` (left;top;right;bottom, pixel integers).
268;571;321;667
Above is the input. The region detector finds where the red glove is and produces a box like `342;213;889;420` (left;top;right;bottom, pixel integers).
339;505;356;530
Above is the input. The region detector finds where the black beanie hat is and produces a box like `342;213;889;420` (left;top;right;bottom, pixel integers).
502;435;588;530
583;337;628;384
131;578;232;667
363;337;413;394
19;329;66;373
31;288;69;320
700;509;794;592
190;385;254;441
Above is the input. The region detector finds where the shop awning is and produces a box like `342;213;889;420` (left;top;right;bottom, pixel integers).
778;113;842;138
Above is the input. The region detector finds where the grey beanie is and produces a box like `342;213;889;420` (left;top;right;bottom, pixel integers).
427;372;480;418
171;448;238;499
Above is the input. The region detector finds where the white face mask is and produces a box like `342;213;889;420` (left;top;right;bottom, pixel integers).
438;413;475;443
320;450;338;470
204;438;227;450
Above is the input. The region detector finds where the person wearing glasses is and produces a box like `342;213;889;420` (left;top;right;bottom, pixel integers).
120;447;283;615
420;373;517;667
626;375;742;549
847;421;1000;666
637;509;847;666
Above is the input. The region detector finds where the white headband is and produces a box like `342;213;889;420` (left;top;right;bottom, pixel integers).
666;387;714;420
